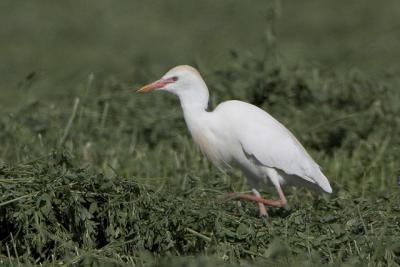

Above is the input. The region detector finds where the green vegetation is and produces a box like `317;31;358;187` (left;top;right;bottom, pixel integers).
1;1;399;266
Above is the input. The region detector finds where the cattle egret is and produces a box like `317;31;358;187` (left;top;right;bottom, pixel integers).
137;65;332;216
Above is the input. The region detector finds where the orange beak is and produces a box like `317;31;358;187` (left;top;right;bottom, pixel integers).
136;77;176;93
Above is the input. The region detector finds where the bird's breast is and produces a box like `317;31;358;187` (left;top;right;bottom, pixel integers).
190;127;230;170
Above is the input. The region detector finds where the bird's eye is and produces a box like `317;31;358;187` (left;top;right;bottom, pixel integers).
171;76;178;82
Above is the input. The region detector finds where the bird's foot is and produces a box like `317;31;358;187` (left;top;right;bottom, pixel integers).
258;203;268;217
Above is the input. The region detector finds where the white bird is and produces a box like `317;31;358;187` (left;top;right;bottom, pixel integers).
137;65;332;216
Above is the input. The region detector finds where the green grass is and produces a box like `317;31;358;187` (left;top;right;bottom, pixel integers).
1;1;400;266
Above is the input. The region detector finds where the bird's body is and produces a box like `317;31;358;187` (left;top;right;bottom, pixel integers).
184;100;332;193
137;65;332;216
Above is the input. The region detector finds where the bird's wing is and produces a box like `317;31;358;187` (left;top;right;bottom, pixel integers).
217;101;332;193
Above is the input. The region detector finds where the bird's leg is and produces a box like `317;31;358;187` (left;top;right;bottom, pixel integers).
232;194;286;207
275;184;287;207
231;185;287;208
252;189;267;216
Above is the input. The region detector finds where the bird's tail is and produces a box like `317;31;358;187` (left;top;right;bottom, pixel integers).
316;169;332;193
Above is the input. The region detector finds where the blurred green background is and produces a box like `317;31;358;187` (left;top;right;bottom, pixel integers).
1;0;400;111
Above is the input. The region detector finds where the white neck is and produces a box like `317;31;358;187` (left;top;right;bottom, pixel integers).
177;85;210;131
176;80;209;110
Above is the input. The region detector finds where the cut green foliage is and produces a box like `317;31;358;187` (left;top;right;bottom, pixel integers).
0;153;399;266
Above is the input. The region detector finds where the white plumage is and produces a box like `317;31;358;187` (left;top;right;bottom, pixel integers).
137;65;332;216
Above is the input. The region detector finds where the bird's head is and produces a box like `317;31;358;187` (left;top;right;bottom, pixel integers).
137;65;208;96
137;65;209;110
